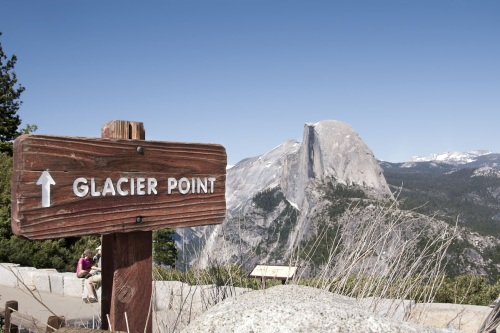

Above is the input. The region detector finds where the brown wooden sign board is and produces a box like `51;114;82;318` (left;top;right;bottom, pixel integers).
11;134;226;240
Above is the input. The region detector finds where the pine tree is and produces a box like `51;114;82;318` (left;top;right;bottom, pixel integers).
0;32;25;155
153;229;178;268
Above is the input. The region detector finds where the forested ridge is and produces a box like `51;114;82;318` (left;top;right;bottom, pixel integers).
382;163;500;237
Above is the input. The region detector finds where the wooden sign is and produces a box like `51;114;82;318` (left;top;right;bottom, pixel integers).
11;134;226;240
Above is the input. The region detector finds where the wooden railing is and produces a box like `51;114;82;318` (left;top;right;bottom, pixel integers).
0;300;124;333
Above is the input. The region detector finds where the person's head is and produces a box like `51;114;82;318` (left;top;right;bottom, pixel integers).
83;249;93;258
96;245;101;254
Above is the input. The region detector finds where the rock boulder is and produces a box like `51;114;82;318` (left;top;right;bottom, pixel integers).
182;285;459;333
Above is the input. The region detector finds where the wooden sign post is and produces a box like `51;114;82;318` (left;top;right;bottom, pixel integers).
101;121;150;333
11;120;227;333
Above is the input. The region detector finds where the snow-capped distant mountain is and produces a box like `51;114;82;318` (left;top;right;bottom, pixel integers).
409;150;492;165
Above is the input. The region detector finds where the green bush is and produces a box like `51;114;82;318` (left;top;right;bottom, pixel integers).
433;275;500;305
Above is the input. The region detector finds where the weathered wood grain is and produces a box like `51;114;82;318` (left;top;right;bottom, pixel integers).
11;134;226;239
100;120;153;333
102;232;152;333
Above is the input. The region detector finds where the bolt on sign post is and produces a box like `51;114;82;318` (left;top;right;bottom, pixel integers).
11;120;227;333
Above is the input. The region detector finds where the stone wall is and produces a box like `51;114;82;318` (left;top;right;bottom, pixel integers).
0;263;84;297
0;262;249;313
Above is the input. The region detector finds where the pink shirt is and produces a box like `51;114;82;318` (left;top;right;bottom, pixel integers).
76;257;93;275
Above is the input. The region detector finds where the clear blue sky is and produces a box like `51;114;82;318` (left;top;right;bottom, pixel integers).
2;1;499;165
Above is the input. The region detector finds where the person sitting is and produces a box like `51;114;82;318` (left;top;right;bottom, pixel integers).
84;245;102;303
76;249;93;278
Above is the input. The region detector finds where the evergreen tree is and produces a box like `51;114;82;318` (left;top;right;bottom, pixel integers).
153;229;178;268
0;153;12;239
0;32;26;155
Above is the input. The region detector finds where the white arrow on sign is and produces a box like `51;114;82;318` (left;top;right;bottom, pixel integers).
36;171;56;208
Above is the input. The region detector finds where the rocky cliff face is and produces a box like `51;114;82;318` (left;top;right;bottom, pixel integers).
185;120;393;270
177;120;500;280
282;120;392;205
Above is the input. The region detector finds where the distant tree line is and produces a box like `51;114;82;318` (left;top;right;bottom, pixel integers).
384;168;500;237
